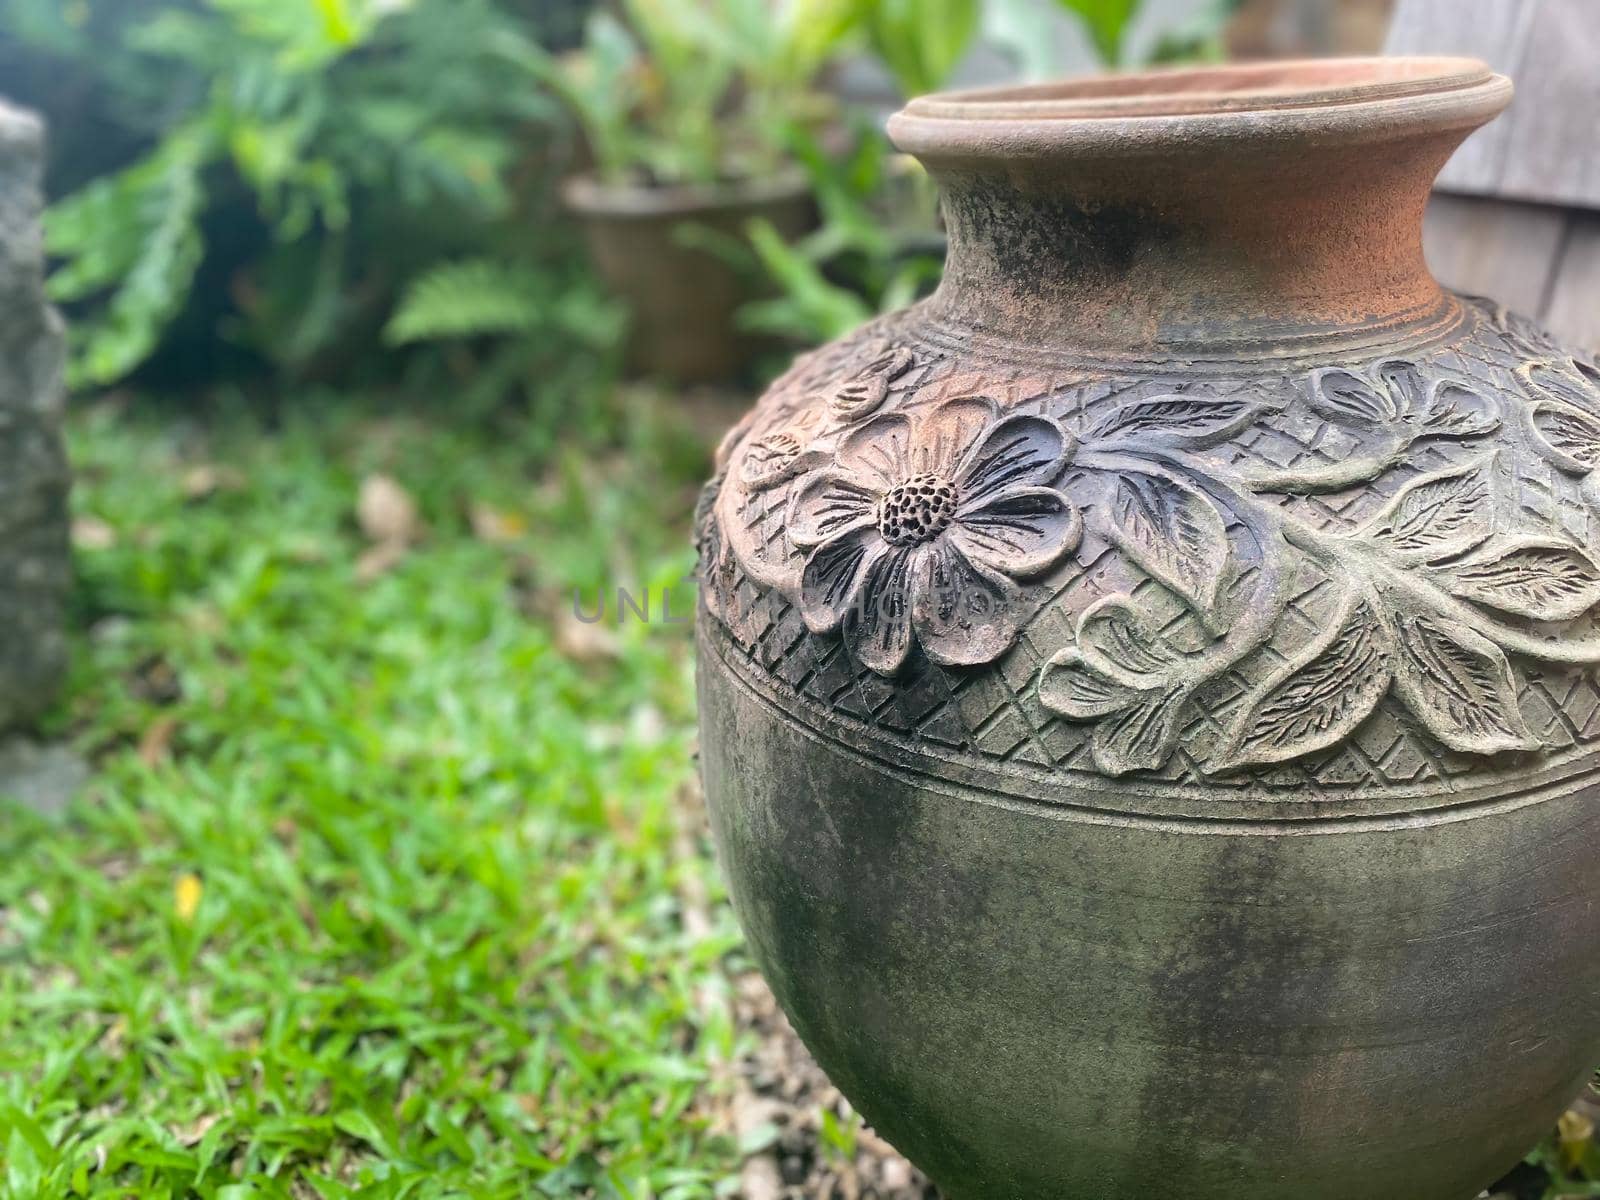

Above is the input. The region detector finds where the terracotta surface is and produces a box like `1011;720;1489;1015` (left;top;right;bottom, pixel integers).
564;174;814;383
696;60;1600;1199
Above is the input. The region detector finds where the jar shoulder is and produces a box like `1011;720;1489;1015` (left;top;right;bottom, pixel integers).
698;295;1600;805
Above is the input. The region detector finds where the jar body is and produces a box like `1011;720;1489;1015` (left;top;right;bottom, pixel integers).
693;59;1600;1200
700;641;1600;1200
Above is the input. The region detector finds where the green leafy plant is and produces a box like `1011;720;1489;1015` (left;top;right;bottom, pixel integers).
1046;0;1246;68
45;123;210;388
14;0;572;389
531;0;860;187
381;255;626;421
386;260;574;345
853;0;979;98
739;125;943;347
1147;0;1249;65
1055;0;1142;65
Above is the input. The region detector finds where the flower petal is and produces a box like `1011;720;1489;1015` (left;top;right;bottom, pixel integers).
843;546;917;675
1308;368;1401;424
909;396;999;477
953;485;1082;578
1075;597;1183;688
954;414;1071;505
797;526;887;634
910;540;1022;668
788;472;878;550
830;346;915;422
834;412;913;492
1091;686;1189;775
1037;649;1140;719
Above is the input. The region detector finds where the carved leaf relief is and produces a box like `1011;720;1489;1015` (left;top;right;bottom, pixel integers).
1441;537;1600;622
1038;598;1193;776
1361;457;1494;561
1036;653;1140;717
1101;468;1230;618
1075;598;1184;685
1524;358;1600;413
829;345;915;422
1092;689;1191;776
1388;610;1538;754
741;429;822;489
1212;590;1394;770
1083;395;1265;449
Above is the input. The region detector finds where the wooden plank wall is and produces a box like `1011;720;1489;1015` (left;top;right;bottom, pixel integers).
1424;195;1600;354
1388;0;1599;353
1386;0;1600;207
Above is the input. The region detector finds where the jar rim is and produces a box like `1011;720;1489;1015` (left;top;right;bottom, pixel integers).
889;56;1512;160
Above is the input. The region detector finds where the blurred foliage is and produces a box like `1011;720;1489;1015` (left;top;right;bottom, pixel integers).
530;0;859;187
3;0;1259;400
1146;0;1250;64
1013;0;1245;70
4;0;614;398
855;0;980;99
0;389;738;1198
1054;0;1142;65
739;125;943;346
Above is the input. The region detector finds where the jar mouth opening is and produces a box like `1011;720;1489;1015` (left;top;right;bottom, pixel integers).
890;57;1512;160
900;57;1498;120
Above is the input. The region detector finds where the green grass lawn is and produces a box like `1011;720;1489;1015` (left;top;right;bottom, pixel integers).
0;392;745;1199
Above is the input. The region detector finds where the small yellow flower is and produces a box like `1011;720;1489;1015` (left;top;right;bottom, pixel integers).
174;873;203;924
1559;1107;1594;1172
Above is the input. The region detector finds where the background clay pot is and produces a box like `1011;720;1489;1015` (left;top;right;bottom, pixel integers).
696;58;1600;1199
563;173;814;383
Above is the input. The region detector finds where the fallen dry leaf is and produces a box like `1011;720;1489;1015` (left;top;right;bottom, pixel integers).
182;464;246;500
100;1015;128;1058
357;474;419;545
171;1113;221;1147
739;1153;783;1200
137;716;179;767
1560;1107;1594;1172
555;608;621;664
130;655;182;705
469;502;526;544
71;516;116;550
355;540;408;583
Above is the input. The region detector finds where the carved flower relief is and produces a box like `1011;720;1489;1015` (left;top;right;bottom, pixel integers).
1520;357;1600;485
724;344;916;493
828;345;916;422
1035;599;1200;775
1308;360;1499;437
1033;370;1600;778
787;399;1081;674
739;407;826;490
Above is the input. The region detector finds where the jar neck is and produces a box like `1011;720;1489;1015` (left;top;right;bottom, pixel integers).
920;129;1471;359
888;59;1512;361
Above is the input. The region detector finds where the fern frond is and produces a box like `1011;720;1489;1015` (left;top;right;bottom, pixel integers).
46;125;210;388
384;258;550;345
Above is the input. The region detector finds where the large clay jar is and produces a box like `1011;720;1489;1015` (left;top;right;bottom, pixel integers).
695;59;1600;1200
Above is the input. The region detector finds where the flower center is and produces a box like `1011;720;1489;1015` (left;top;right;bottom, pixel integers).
878;474;959;546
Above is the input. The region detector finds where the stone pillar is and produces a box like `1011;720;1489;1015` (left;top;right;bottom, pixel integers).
0;100;69;728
